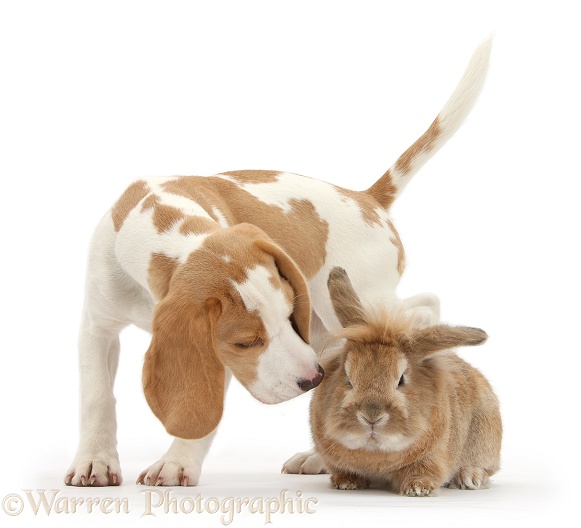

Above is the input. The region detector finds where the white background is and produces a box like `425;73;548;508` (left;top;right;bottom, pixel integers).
1;1;579;526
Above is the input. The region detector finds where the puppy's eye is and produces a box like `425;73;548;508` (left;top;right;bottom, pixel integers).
398;374;405;387
234;337;264;349
346;377;352;388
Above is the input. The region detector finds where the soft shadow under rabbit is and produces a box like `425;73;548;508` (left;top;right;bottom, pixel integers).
310;267;502;496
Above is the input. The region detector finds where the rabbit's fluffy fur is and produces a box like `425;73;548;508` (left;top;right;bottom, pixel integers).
310;268;502;496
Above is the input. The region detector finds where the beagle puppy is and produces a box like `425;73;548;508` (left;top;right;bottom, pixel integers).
65;39;491;487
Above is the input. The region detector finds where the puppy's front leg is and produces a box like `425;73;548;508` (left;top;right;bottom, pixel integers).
137;434;217;487
65;314;122;486
137;369;232;486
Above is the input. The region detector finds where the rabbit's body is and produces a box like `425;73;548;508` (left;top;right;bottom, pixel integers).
310;268;502;496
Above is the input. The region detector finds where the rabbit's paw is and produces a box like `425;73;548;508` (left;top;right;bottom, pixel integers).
331;472;370;490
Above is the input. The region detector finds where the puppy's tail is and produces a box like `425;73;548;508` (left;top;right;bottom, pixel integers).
366;37;492;209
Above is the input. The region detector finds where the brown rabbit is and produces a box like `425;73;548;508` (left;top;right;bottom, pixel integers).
310;267;502;496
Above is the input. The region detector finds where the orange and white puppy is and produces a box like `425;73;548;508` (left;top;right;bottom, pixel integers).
65;39;491;487
65;207;323;487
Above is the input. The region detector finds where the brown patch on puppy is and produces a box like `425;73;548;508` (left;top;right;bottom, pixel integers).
208;178;329;280
277;199;329;279
111;180;149;231
140;193;159;211
162;178;233;225
395;117;441;175
148;253;180;301
335;187;383;227
152;204;185;233
142;194;182;232
179;216;219;236
365;117;441;211
364;169;398;210
221;170;281;184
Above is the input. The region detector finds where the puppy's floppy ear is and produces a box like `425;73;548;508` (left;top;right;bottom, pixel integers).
328;267;366;328
143;294;225;439
405;324;488;359
255;238;311;344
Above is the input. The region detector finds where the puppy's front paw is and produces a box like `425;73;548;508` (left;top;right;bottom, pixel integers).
137;460;201;487
331;472;370;490
65;455;122;487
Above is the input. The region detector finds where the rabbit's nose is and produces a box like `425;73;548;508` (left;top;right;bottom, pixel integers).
358;408;388;426
362;416;380;426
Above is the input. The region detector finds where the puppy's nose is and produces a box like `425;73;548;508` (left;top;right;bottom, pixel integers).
297;364;324;392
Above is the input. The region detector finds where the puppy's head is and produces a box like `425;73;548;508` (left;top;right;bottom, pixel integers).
143;223;323;440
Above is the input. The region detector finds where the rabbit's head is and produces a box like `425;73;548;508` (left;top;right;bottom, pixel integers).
317;267;487;453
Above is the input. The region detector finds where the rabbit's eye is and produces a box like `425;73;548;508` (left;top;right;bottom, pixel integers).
398;374;405;387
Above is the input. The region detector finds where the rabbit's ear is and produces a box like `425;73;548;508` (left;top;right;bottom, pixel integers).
406;325;488;359
328;267;366;328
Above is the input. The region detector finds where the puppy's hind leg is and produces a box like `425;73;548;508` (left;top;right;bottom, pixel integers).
281;449;327;475
401;293;441;327
65;313;123;486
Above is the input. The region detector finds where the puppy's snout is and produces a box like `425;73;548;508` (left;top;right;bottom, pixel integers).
297;364;324;392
